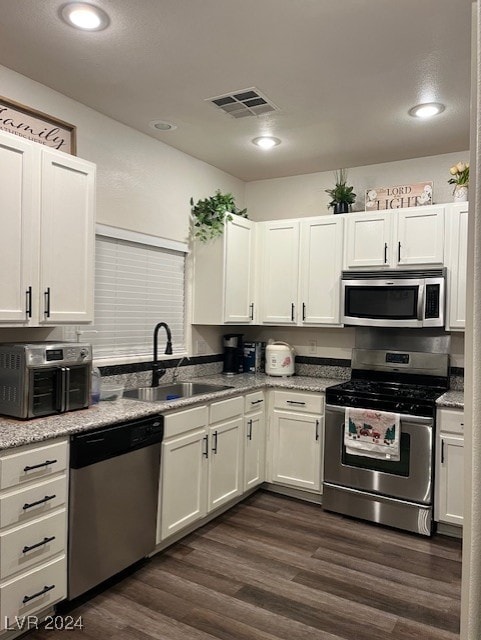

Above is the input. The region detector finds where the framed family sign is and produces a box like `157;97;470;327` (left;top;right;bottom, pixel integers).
0;96;76;155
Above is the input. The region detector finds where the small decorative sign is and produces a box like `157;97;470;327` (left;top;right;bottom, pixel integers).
0;96;76;155
365;181;433;210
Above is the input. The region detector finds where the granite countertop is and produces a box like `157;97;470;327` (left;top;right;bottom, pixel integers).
0;373;342;451
436;390;464;410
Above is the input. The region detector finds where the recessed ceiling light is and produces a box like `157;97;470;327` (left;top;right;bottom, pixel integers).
149;120;177;132
408;103;445;119
60;3;110;31
252;136;281;149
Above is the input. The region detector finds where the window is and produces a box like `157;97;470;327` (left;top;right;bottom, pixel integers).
91;228;187;360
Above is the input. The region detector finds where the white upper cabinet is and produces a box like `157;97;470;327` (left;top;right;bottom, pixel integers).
259;220;300;324
299;217;344;325
445;203;468;331
192;216;256;324
344;205;445;270
259;216;344;326
0;130;95;326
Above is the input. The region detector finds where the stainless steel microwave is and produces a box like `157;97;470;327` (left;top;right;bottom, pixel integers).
341;269;446;328
0;342;92;419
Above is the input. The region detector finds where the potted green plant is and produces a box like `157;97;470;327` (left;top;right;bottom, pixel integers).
190;190;247;242
325;168;356;214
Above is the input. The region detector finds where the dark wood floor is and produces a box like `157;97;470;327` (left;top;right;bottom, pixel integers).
30;491;462;640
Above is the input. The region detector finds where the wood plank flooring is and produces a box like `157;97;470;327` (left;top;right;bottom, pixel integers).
29;491;462;640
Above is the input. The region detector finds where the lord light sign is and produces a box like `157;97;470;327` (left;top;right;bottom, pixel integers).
0;96;76;155
365;181;433;210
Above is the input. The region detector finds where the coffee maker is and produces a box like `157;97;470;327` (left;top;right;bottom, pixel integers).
222;334;244;375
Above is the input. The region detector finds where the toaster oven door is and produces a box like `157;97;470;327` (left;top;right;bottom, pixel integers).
29;365;90;417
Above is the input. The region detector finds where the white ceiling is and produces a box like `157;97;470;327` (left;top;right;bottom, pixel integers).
0;0;473;181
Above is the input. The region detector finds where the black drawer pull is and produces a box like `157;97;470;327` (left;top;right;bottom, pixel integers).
23;460;57;472
212;430;218;454
203;435;209;459
247;419;253;441
22;584;55;604
315;419;320;441
286;400;306;406
22;536;56;554
23;494;56;511
251;399;264;405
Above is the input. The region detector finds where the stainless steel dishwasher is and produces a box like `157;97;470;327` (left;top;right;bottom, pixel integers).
68;415;163;600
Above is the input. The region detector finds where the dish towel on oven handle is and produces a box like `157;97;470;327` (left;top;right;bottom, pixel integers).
344;407;401;461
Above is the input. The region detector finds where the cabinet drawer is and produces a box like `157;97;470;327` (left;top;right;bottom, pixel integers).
0;555;66;630
438;408;465;435
273;390;324;414
0;441;68;490
245;391;265;414
163;405;208;439
0;510;66;580
0;475;67;529
210;396;243;424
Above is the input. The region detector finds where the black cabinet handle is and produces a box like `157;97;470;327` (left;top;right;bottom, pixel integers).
251;399;264;405
25;286;32;318
398;241;401;262
22;536;56;554
203;435;209;459
286;400;306;406
44;287;51;318
23;460;57;473
302;303;306;321
23;494;56;511
315;419;320;441
247;419;253;441
441;439;445;464
22;584;55;604
212;431;218;454
291;303;295;321
384;243;388;264
249;303;254;320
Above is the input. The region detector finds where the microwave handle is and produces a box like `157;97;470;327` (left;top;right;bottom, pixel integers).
417;284;425;321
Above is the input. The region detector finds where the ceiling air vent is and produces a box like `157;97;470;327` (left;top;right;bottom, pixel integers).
207;88;278;119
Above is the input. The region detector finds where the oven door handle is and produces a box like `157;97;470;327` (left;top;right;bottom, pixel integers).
417;283;426;322
325;404;433;425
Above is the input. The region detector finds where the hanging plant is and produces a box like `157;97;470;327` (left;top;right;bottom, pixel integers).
190;190;247;242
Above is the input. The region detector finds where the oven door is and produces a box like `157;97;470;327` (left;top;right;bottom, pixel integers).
341;278;424;328
324;404;433;504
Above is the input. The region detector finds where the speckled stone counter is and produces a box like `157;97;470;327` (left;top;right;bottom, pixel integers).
436;390;464;410
0;374;342;451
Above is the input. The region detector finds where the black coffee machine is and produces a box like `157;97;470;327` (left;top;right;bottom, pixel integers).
222;334;244;375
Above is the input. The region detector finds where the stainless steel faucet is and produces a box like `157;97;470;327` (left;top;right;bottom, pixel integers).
152;322;173;387
172;356;190;382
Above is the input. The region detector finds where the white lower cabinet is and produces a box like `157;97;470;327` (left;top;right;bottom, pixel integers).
244;392;266;491
208;417;243;511
268;390;324;493
435;408;464;526
0;438;69;631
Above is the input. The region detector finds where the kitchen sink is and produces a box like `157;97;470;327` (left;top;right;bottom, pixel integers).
123;382;234;402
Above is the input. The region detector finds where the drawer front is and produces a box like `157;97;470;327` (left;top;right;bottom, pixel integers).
0;475;67;529
245;391;265;414
0;510;66;580
210;396;244;424
273;390;324;414
163;405;208;439
0;555;66;630
0;441;68;490
438;408;465;435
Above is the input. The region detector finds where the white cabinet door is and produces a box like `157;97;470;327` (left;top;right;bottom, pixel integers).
224;217;255;323
345;212;392;268
446;203;468;330
0;133;39;323
299;217;344;325
208;418;243;511
244;410;266;490
39;150;95;324
260;221;300;323
270;410;322;492
437;434;464;526
396;207;444;266
158;428;208;542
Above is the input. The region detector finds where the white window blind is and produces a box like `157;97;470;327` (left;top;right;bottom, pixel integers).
92;235;186;359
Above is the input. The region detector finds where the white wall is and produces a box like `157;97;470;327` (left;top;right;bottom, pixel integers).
0;65;244;244
245;152;470;221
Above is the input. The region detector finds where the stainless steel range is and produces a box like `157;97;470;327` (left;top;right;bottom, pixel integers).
323;348;449;536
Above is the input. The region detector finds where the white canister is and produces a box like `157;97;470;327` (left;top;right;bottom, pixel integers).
265;341;295;376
